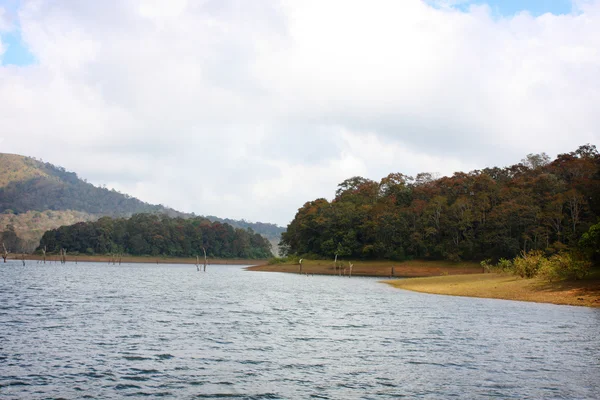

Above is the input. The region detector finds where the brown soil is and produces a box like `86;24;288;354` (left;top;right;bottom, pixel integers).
246;259;482;277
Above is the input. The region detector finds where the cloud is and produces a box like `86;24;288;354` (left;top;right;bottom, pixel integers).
0;6;12;32
1;0;599;225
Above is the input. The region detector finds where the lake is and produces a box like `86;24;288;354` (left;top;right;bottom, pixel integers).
1;261;599;399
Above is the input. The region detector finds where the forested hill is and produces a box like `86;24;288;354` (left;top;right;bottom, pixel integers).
0;153;284;252
205;216;283;242
0;153;178;216
281;144;600;262
38;213;273;259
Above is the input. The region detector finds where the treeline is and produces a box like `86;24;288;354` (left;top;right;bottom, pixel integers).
205;216;284;242
37;213;273;259
281;145;600;262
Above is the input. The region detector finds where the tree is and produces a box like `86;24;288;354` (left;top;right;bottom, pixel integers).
521;153;551;169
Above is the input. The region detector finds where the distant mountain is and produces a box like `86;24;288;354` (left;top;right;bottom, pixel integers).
0;153;284;253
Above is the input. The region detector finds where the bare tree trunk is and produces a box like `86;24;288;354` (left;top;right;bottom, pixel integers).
196;255;200;271
2;243;8;263
62;248;67;264
568;193;583;235
349;262;353;277
203;247;208;272
21;253;25;266
42;246;47;264
334;253;338;273
298;258;303;274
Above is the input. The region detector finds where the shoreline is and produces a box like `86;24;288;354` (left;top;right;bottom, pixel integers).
385;273;600;308
245;259;482;277
10;254;598;307
247;259;600;308
6;254;269;266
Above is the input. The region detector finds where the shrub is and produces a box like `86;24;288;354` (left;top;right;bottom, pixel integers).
513;250;548;278
541;253;591;281
513;251;591;281
496;258;513;273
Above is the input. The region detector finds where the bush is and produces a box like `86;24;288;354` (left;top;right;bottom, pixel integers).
513;250;548;278
480;259;492;272
513;251;591;281
496;258;514;273
539;253;591;281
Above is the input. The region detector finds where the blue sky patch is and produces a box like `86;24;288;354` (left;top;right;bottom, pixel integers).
1;31;36;66
430;0;573;17
0;0;35;66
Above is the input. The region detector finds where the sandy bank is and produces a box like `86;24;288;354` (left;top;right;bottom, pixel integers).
385;273;600;308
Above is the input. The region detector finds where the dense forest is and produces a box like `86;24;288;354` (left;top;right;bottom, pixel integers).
281;145;600;263
37;213;273;259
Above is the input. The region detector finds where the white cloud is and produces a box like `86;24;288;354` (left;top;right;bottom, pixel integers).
0;6;12;32
1;0;599;226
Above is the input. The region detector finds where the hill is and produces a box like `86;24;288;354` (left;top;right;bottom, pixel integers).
0;153;284;253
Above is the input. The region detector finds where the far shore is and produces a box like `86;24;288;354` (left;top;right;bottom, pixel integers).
6;254;269;266
385;272;600;308
245;259;482;277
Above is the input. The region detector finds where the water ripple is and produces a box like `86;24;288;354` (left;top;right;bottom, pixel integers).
1;261;599;399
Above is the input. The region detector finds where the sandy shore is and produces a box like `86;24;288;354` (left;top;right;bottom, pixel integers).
246;259;482;277
385;273;600;308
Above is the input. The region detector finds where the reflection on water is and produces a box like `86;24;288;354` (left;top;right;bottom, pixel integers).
1;261;599;398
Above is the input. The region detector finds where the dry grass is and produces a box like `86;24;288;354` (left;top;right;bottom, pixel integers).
0;153;49;188
386;270;600;308
246;259;482;277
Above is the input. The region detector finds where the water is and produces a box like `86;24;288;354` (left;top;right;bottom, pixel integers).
1;261;599;399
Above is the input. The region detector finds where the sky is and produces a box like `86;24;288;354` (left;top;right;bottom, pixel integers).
0;0;599;227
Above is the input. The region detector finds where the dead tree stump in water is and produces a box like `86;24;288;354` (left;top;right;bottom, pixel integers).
59;248;67;264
